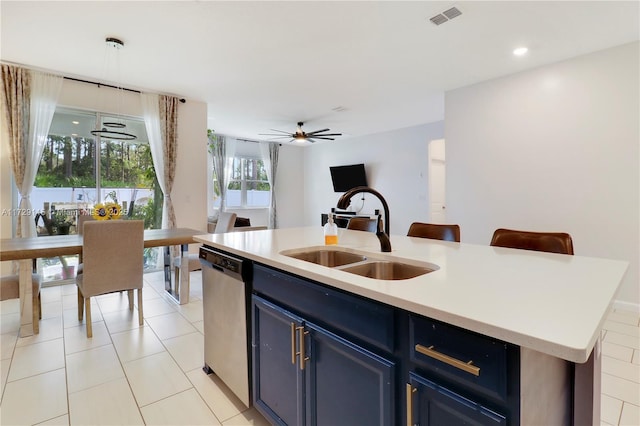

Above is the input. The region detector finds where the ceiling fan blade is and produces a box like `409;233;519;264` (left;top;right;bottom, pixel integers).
308;136;335;140
259;133;294;137
306;128;330;135
310;133;342;137
307;138;317;143
267;129;293;134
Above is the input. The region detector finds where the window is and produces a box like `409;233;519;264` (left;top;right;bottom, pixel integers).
31;107;163;281
222;156;271;208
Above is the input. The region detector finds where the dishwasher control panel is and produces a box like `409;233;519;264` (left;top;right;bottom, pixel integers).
199;246;247;279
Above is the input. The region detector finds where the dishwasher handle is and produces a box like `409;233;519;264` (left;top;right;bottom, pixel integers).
204;262;224;273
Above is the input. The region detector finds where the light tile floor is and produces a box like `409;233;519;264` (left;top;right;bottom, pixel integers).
0;271;269;426
0;271;639;425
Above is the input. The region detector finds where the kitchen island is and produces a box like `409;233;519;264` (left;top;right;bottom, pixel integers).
194;227;628;425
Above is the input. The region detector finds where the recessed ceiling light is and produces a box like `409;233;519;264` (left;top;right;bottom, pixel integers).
71;133;78;137
513;47;529;56
72;121;79;124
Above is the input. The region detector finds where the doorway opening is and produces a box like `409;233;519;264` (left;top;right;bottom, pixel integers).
428;139;446;223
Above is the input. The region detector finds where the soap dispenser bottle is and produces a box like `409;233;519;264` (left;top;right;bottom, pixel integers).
324;213;338;245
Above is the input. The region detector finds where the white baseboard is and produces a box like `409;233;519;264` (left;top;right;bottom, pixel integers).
613;299;640;314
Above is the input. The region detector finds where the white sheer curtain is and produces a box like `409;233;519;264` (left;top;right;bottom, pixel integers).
259;141;279;229
140;93;169;227
21;71;63;237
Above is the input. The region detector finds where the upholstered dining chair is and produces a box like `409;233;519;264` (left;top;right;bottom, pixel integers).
490;228;574;255
346;217;378;233
214;211;238;233
75;215;95;275
407;222;461;242
1;272;42;333
175;211;238;285
77;220;144;337
76;214;95;235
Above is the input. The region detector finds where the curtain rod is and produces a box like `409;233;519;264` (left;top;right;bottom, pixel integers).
2;61;187;103
63;76;186;103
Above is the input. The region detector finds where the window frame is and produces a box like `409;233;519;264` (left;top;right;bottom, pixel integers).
218;155;271;209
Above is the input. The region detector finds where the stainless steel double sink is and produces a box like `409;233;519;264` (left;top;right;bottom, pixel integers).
280;247;438;280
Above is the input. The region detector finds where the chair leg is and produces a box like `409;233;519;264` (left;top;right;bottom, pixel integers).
174;266;180;293
38;292;42;320
32;293;39;335
77;290;84;321
127;290;134;311
85;298;92;338
137;288;143;326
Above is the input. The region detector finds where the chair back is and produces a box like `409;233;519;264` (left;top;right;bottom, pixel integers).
214;212;238;233
490;228;574;255
81;220;144;297
407;222;461;242
346;217;378;233
77;215;95;235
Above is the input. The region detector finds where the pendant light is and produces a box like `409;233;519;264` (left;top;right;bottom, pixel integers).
91;37;136;141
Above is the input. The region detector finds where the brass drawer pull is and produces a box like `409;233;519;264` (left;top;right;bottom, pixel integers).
290;323;296;365
406;383;416;426
297;326;310;370
415;344;480;377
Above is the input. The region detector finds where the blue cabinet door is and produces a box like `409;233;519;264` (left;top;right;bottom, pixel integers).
253;296;305;426
305;322;395;426
409;373;507;426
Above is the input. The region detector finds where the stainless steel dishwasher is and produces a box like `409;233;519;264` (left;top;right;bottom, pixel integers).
200;246;252;407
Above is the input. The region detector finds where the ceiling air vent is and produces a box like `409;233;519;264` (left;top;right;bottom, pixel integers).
430;14;448;26
429;6;462;26
443;7;462;20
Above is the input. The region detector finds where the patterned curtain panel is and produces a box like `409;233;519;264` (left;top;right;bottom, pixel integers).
158;95;179;229
141;93;179;229
210;134;226;212
260;142;279;229
1;65;62;238
0;65;31;237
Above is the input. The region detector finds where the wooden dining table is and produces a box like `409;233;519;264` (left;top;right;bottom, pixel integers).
0;227;203;337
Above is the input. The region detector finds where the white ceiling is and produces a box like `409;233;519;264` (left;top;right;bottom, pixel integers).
1;1;638;142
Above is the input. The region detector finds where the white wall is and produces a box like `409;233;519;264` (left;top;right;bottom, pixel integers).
303;121;445;234
274;144;305;228
445;42;639;307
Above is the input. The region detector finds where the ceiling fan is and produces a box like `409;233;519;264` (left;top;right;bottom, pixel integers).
259;122;342;143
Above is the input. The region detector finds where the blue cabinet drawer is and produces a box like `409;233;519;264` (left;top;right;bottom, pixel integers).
409;315;509;402
253;263;395;353
409;372;507;426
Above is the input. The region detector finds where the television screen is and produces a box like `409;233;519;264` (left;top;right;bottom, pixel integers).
330;164;368;192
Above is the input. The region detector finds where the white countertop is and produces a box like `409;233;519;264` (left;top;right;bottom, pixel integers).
194;227;628;363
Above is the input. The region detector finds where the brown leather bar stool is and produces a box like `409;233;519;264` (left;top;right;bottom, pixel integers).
346;217;378;233
407;222;461;242
490;228;574;255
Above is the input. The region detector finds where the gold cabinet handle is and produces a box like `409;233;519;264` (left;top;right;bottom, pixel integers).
406;383;416;426
290;323;296;365
297;326;310;370
415;344;480;377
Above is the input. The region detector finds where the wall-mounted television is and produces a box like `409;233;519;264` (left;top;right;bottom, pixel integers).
330;163;368;192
